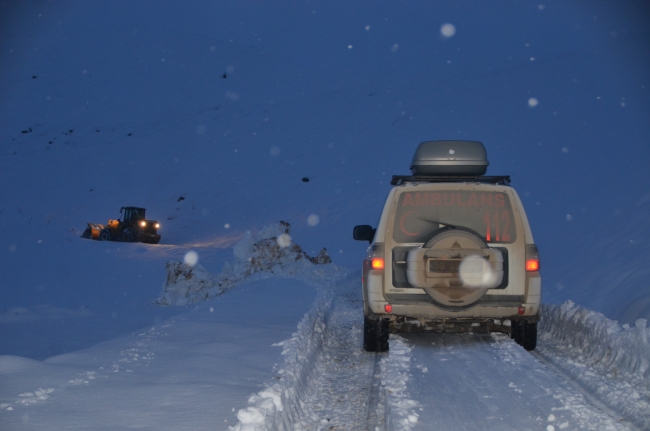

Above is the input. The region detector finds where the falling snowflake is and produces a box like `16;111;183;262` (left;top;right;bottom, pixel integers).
184;251;199;267
307;214;320;226
440;23;456;38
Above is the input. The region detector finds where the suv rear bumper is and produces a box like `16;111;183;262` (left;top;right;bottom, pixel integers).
386;302;539;319
365;312;540;334
364;268;541;319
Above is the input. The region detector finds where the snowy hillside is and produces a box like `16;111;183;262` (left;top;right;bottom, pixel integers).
1;1;649;430
551;196;650;324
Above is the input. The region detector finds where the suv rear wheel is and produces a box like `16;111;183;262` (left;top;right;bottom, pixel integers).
363;316;389;353
511;320;537;351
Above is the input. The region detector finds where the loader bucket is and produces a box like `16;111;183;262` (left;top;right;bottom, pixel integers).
82;223;105;240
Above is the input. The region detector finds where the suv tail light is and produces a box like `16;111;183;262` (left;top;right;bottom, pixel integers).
525;244;540;272
362;250;385;283
362;257;385;282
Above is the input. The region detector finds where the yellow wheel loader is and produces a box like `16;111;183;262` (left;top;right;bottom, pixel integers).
82;206;161;244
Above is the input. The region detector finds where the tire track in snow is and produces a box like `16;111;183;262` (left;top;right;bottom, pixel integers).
365;353;384;430
398;332;636;431
292;294;378;430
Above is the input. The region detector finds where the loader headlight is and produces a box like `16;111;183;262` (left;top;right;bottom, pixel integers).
140;221;146;227
155;223;160;229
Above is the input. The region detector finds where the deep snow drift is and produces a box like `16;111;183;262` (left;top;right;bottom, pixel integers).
538;302;650;430
156;221;334;306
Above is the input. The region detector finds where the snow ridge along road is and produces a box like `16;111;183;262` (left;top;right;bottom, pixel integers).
230;274;390;431
537;302;650;430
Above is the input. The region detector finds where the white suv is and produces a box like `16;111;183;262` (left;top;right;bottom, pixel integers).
354;140;541;352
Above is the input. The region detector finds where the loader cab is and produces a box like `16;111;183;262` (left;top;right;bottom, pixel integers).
121;206;146;223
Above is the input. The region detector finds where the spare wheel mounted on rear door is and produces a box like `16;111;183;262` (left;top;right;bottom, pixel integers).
406;227;504;308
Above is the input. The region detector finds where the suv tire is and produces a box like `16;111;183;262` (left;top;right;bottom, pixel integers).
512;320;537;351
363;316;389;353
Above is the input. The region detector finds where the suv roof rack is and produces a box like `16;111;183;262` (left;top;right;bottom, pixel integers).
391;175;511;186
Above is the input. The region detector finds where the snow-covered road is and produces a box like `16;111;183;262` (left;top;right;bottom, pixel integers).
399;333;634;431
231;270;647;431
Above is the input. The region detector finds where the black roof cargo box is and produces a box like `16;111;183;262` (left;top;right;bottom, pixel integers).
410;140;489;176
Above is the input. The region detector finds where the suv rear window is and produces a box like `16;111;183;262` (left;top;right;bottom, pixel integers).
393;190;516;244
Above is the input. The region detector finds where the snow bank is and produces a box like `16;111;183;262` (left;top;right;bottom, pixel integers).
155;221;335;306
155;261;233;306
540;300;650;378
539;300;650;430
231;311;422;431
228;269;345;431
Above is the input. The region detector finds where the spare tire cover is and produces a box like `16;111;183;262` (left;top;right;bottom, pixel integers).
406;228;503;307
